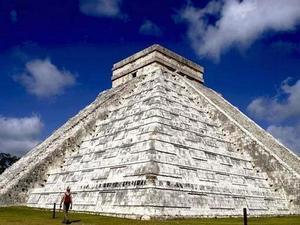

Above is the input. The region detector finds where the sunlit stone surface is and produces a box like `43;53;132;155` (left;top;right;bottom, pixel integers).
0;45;299;219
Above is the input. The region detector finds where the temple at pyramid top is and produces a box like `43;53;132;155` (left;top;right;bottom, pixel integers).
111;44;204;87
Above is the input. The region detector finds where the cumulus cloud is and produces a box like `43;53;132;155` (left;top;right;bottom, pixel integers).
179;0;300;60
0;115;43;156
139;20;162;36
247;78;300;155
15;59;76;98
80;0;124;18
247;78;300;122
267;124;300;155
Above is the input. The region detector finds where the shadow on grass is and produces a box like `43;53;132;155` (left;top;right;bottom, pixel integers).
69;219;81;224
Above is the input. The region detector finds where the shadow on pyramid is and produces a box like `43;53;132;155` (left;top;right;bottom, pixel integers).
0;45;299;219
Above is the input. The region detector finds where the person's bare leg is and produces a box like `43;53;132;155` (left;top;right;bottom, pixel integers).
63;210;67;223
65;210;69;223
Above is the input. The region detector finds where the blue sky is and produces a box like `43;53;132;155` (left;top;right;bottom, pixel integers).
0;0;300;156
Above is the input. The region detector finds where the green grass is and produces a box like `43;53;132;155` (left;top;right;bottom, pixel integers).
0;207;299;225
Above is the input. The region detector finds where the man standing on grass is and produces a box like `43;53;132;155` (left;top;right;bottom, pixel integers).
60;186;73;224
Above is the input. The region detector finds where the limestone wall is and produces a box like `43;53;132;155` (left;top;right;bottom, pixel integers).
1;63;298;218
0;79;138;205
26;68;294;218
112;44;204;87
182;76;300;214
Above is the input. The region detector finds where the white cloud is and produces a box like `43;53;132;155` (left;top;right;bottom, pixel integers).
179;0;300;60
15;59;76;98
247;78;300;122
139;20;162;36
247;78;300;154
0;115;43;156
267;124;300;155
80;0;123;18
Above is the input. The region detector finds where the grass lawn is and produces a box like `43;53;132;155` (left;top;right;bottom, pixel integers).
0;207;299;225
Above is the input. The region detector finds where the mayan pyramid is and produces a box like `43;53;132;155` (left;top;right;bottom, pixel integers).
0;45;299;219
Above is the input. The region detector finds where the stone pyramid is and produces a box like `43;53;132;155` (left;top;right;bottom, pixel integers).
0;45;299;219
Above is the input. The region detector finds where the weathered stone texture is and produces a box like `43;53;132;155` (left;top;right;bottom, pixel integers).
0;45;299;219
112;44;204;87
